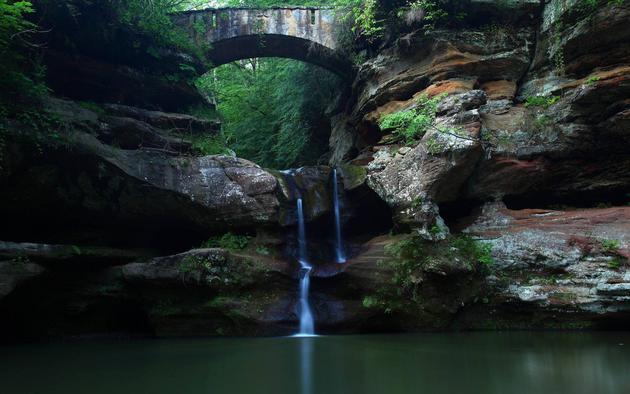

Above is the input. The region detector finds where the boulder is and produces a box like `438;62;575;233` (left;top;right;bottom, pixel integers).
122;248;290;289
0;99;282;238
365;91;485;229
121;248;298;336
0;241;150;266
0;261;45;300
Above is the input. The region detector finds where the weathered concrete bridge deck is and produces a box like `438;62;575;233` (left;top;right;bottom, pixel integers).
173;7;353;78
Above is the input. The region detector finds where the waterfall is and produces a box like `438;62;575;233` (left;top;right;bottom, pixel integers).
332;169;346;263
295;198;315;336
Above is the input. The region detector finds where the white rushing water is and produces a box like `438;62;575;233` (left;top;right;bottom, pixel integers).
332;169;346;263
295;198;315;336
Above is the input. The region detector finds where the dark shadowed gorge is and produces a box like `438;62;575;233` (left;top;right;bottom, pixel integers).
1;1;629;393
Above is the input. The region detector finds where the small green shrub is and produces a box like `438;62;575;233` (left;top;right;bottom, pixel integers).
191;134;232;156
187;104;218;121
608;257;623;269
585;75;600;85
450;236;495;266
385;235;493;296
362;295;380;308
399;0;449;29
78;101;105;115
579;0;599;11
524;95;561;108
476;243;494;266
535;115;552;128
411;196;423;209
10;254;30;267
379;94;445;145
178;255;222;285
425;135;445;154
201;232;250;251
255;245;271;256
601;239;621;253
379;110;417;134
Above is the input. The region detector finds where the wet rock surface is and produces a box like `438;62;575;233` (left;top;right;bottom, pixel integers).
458;203;630;328
0;261;45;300
2;1;630;340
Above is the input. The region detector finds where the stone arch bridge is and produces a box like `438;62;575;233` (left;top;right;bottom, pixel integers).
172;7;354;78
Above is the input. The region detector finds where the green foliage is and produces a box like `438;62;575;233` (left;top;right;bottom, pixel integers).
0;1;48;113
255;245;271;255
382;234;493;301
585;75;600;85
450;236;494;266
350;0;383;41
379;110;417;134
425;135;445;154
401;0;448;29
114;0;203;53
197;58;339;169
201;232;250;250
77;101;105;114
10;253;30;267
379;94;445;145
178;254;225;285
576;0;604;13
535;114;552;128
362;295;380;308
608;257;623;270
601;239;621;253
411;196;423;209
476;243;494;266
2;108;66;166
191;133;232;156
524;95;561;108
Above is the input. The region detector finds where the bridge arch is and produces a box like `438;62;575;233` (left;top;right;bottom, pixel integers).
173;7;355;79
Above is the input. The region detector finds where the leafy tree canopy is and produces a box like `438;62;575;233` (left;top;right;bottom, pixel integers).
195;58;340;169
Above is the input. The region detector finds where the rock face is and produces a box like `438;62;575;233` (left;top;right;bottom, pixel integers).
366;90;485;233
0;261;45;300
2;0;630;340
0;241;149;265
120;248;298;336
332;0;630;229
1;100;276;243
1;99;350;242
458;203;630;329
44;51;206;112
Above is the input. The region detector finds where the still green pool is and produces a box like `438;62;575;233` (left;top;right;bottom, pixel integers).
1;332;629;394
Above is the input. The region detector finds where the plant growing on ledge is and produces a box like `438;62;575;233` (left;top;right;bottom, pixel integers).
601;239;621;253
368;234;494;309
0;0;49;122
524;95;561;109
398;0;449;30
378;94;446;145
191;133;233;156
201;232;250;250
349;0;384;41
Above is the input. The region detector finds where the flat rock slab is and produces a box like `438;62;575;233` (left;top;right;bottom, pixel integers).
0;241;152;266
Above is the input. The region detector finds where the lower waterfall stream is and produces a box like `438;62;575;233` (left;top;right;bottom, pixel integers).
295;197;315;337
